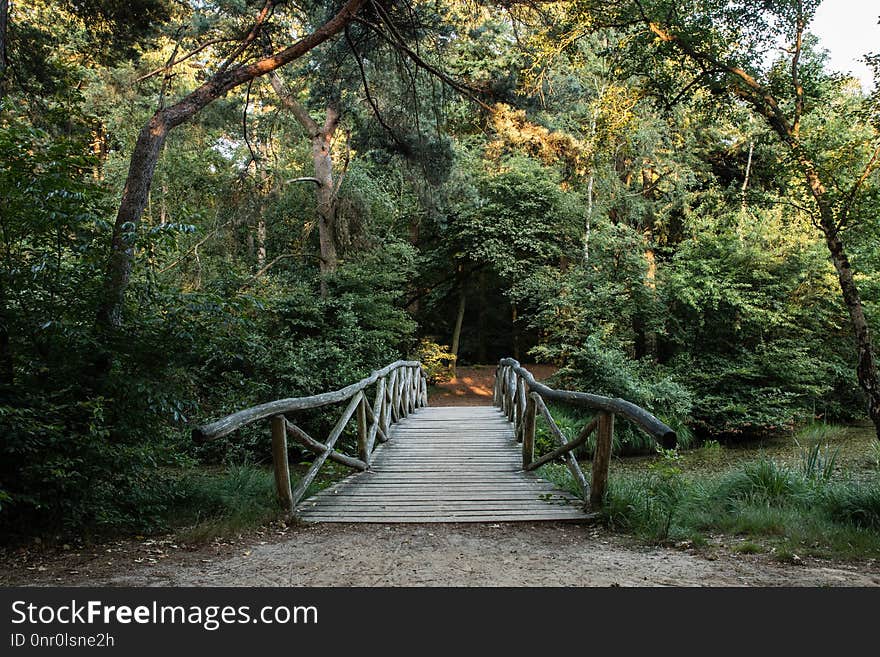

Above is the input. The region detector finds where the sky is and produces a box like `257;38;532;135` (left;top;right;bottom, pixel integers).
810;0;879;90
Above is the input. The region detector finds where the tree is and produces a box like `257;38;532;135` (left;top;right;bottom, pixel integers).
96;0;367;329
0;0;8;87
577;0;880;439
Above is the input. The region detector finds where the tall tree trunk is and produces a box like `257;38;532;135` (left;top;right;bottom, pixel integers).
256;200;267;270
95;0;366;328
0;300;11;385
477;270;488;363
96;114;169;328
790;148;880;438
312;106;339;277
269;72;341;292
450;287;466;373
408;216;420;315
0;0;7;93
583;171;593;263
816;199;880;437
741;139;754;214
511;303;520;361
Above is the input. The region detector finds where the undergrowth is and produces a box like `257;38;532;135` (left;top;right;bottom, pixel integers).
166;461;346;543
539;448;880;560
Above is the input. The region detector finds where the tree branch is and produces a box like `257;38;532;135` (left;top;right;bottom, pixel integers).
792;0;805;136
344;25;407;149
217;0;277;74
135;37;237;83
838;140;880;229
355;14;493;112
268;70;320;136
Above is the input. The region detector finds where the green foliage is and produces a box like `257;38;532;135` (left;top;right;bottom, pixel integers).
645;448;686;540
716;460;807;507
588;455;880;557
413;339;457;383
535;335;694;453
795;438;840;482
173;465;280;543
821;483;880;531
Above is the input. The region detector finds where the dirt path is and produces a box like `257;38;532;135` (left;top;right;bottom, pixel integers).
429;365;556;406
4;522;878;587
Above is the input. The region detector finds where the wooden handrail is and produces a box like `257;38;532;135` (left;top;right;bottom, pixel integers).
494;358;677;509
193;359;423;442
497;358;676;445
193;360;429;516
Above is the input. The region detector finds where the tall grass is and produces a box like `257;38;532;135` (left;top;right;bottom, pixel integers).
166;461;345;543
538;454;880;559
173;465;280;542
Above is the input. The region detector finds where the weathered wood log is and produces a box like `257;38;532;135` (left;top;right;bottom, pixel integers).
285;420;367;471
506;369;516;422
270;415;294;512
590;411;614;508
515;376;527;442
357;394;368;464
363;383;383;458
373;376;387;439
193;360;421;442
522;393;536;468
533;394;589;500
364;385;389;444
388;368;400;423
291;391;363;506
524;415;599;472
498;358;675;445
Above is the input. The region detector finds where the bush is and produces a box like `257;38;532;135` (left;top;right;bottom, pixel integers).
413;339;457;383
714;460;807;507
822;483;880;530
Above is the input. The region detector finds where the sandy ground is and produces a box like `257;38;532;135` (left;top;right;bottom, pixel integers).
429;365;557;406
3;522;879;587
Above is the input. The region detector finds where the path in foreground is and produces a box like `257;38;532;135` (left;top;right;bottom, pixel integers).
298;406;590;523
40;523;879;587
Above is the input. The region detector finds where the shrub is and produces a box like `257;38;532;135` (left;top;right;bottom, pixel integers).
413;339;457;383
715;460;806;507
821;483;880;530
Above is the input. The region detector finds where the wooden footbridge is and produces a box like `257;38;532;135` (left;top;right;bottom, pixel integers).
194;359;675;523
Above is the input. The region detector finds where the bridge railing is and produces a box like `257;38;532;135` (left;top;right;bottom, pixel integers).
193;360;428;515
494;358;676;508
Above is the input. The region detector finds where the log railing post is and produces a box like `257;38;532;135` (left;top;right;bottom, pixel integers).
590;411;614;508
357;394;369;464
374;376;388;440
515;376;527;442
271;415;294;513
388;369;400;422
522;393;536;468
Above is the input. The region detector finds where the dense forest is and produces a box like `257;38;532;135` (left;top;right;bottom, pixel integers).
1;0;879;538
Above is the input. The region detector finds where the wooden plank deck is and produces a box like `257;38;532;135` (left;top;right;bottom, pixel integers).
297;406;594;523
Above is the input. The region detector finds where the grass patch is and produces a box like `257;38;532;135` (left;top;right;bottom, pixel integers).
536;463;584;499
166;460;349;543
175;465;279;543
536;443;880;560
731;541;764;554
